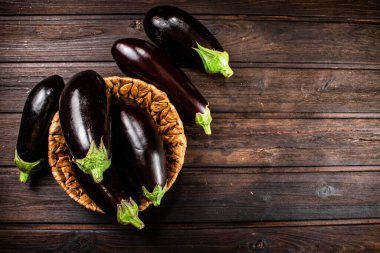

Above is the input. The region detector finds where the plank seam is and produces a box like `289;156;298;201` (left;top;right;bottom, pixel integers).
2;165;380;174
1;219;379;229
2;60;380;67
0;13;380;24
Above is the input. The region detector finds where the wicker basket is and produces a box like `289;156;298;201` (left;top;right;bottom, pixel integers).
47;76;187;213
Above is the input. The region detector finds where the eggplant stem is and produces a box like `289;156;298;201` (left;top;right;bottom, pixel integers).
74;139;111;183
14;149;43;183
142;184;167;206
193;42;234;78
117;197;145;229
195;105;212;135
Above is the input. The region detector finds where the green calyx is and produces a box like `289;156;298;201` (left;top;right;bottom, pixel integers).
117;197;145;229
195;105;212;135
142;183;167;206
14;149;43;183
73;139;111;183
193;42;234;78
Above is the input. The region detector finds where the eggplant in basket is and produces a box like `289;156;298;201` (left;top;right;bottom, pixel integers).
59;70;111;183
112;100;167;206
74;161;144;229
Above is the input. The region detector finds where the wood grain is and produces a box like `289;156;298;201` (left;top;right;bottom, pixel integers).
2;114;380;167
1;63;380;113
173;116;380;167
1;0;380;18
1;1;380;250
0;223;379;253
0;16;379;64
0;167;379;223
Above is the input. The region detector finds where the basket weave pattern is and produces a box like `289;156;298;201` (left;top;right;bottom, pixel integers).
48;76;187;213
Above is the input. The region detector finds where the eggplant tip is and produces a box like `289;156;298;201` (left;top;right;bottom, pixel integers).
195;106;212;135
19;171;30;183
90;170;104;183
14;149;43;183
202;124;212;136
193;43;233;78
117;198;145;229
74;139;111;183
221;64;234;78
142;184;167;206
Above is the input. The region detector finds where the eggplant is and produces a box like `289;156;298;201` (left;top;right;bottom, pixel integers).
15;75;64;183
59;70;111;183
144;5;233;78
111;38;212;135
112;100;167;206
74;161;144;229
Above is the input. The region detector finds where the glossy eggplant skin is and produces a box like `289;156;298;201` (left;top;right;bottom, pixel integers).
112;100;167;206
74;161;144;229
111;38;212;135
144;5;233;77
59;70;111;183
15;75;64;183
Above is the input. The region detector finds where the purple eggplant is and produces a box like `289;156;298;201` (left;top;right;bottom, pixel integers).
74;161;144;229
111;38;212;135
15;75;64;183
112;100;167;206
59;70;111;183
144;5;233;78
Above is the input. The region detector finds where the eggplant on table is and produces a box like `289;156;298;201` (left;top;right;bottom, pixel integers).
144;5;233;78
15;75;64;183
112;38;212;135
59;70;111;183
112;100;167;206
74;161;144;229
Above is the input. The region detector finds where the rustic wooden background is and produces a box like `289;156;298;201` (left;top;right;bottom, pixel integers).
0;1;380;252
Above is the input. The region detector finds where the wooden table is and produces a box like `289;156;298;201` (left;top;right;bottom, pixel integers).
0;1;379;252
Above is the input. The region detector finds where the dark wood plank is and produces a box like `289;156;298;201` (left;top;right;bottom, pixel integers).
0;224;379;253
0;167;379;223
0;16;379;64
232;62;380;70
1;1;379;251
1;0;380;18
174;117;380;167
2;114;380;167
1;63;380;113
